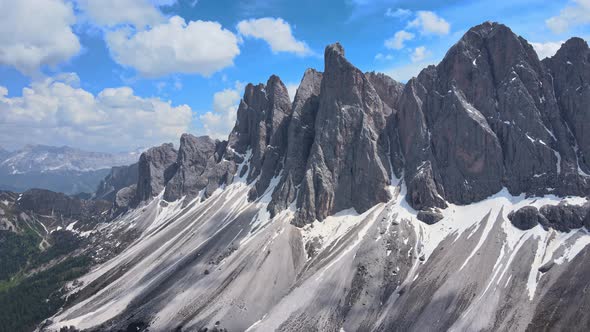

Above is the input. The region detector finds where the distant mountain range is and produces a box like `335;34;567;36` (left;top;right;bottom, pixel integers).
0;145;141;194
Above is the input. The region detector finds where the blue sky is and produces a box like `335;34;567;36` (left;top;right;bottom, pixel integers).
0;0;588;152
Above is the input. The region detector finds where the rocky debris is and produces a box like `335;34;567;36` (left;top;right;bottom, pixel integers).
417;209;444;225
538;261;555;273
133;143;178;206
94;163;138;202
509;203;590;232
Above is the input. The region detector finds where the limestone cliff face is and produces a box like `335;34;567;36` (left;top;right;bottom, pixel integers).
134;143;178;205
544;38;590;174
105;22;590;226
163;134;231;202
397;22;590;212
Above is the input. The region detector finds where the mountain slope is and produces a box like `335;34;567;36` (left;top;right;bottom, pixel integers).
39;22;590;332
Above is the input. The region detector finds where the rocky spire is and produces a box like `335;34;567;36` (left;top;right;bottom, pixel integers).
227;74;293;200
133;143;178;206
271;43;394;225
269;69;323;215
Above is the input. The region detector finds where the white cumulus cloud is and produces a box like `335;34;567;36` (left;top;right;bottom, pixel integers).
546;0;590;33
0;74;192;151
531;41;564;59
237;17;312;56
411;46;431;62
385;30;415;50
199;82;244;139
106;16;240;77
76;0;164;29
0;0;81;75
407;11;450;35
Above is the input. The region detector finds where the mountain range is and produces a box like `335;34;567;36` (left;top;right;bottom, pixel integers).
1;21;590;332
0;145;140;195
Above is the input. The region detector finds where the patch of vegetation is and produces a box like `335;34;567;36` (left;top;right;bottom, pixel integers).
0;230;40;280
0;255;92;332
33;230;82;266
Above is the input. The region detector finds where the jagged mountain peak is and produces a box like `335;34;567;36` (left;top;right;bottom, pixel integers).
552;37;590;61
324;42;357;74
325;42;345;57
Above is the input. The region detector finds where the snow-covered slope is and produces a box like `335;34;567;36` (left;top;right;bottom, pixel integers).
44;171;590;331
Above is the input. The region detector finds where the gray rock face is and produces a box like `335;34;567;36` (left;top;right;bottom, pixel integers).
365;71;404;112
114;184;136;211
165;134;236;202
544;38;590;174
396;22;590;213
366;71;405;178
133;143;178;206
163;134;218;202
279;43;393;225
227;75;293;200
269;69;323;215
95;163;139;202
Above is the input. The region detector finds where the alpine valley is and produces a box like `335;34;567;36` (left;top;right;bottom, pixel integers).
2;22;590;332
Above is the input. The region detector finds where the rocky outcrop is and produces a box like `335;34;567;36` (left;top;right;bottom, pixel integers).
94;163;138;202
508;206;546;230
115;184;136;211
417;209;444;225
133;143;178;206
164;134;233;202
509;203;590;232
272;43;394;225
227;75;293;200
